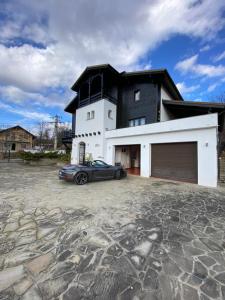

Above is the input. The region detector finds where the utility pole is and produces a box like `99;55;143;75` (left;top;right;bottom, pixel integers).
39;121;44;151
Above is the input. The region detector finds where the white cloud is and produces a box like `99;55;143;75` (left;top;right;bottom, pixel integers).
214;51;225;62
0;85;72;108
207;83;219;92
0;0;224;95
175;54;225;77
191;98;203;102
0;44;76;92
176;81;200;94
200;45;210;52
0;101;52;121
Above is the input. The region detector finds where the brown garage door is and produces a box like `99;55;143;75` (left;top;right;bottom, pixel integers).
151;142;197;183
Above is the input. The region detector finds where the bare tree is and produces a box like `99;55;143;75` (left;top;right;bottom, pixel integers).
215;91;225;103
34;122;53;150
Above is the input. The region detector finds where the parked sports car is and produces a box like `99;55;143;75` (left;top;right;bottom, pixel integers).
58;160;127;185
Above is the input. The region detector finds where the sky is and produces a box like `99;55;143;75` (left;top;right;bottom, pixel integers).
0;0;225;132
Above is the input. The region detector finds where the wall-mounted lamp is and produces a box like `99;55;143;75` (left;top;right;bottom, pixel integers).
205;142;209;147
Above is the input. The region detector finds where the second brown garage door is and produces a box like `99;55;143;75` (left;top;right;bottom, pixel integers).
151;142;198;183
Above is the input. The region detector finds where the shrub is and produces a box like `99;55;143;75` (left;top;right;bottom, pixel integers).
18;151;71;162
58;152;71;162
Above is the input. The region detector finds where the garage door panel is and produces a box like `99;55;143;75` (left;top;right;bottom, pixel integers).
151;142;197;183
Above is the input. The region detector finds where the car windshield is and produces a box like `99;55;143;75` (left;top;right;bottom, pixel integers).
92;160;108;167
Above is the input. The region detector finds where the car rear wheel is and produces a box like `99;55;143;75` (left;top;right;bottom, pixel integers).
74;172;88;185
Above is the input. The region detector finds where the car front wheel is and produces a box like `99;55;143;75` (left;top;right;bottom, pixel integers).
74;172;88;185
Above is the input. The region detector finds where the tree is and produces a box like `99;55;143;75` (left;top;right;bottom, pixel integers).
34;122;53;150
215;91;225;103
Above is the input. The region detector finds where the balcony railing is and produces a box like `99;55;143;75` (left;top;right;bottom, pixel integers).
79;92;117;107
62;130;75;144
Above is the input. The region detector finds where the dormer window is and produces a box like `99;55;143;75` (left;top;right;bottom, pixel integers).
134;90;140;101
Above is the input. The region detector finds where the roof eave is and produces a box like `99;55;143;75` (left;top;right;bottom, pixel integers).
163;99;225;109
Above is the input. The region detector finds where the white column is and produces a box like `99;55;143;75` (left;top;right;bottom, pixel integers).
197;128;218;187
106;144;115;165
140;143;150;177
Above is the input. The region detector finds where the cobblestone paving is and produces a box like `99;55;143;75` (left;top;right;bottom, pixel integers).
0;163;225;299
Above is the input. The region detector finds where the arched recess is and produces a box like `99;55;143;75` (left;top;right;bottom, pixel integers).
90;75;101;96
80;82;89;100
79;142;86;164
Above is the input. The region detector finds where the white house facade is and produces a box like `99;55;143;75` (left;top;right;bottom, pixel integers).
72;99;117;163
65;64;225;188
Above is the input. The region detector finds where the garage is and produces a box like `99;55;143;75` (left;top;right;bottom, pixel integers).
151;142;198;183
115;145;140;175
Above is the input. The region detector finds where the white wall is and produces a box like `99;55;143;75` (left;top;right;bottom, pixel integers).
71;99;116;164
160;86;174;122
105;114;218;187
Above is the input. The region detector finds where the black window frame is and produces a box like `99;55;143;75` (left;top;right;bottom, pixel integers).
128;117;146;127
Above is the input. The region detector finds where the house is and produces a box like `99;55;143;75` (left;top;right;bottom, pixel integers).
64;64;225;187
0;125;35;154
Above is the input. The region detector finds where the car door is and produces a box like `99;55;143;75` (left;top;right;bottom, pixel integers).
92;161;115;180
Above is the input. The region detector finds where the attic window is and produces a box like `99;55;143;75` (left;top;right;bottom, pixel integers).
134;90;140;101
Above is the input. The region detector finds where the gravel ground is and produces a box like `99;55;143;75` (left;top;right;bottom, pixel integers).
0;162;225;300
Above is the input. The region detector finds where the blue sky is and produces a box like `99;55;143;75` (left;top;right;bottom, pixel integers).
0;0;225;133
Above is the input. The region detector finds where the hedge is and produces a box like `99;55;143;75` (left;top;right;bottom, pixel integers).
19;151;71;162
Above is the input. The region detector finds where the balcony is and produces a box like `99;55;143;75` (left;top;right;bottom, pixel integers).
62;130;75;146
79;92;117;108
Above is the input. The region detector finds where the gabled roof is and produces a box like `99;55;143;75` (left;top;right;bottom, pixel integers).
70;64;183;100
122;69;183;100
0;125;36;138
71;64;120;91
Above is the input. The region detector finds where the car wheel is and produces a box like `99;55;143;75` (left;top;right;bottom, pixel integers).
115;170;121;180
74;172;88;185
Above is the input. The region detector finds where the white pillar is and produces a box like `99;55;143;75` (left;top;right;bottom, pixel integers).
140;143;150;177
106;144;115;165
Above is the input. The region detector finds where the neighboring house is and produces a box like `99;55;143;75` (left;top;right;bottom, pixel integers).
64;64;225;187
0;125;35;153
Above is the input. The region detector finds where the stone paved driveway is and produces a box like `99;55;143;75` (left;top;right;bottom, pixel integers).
0;162;225;300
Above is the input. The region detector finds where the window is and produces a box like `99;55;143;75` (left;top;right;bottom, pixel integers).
108;110;113;119
11;143;16;151
134;90;140;101
92;160;108;167
129;117;146;127
129;119;135;127
140;117;146;125
87;111;95;120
